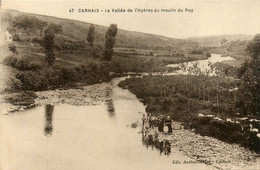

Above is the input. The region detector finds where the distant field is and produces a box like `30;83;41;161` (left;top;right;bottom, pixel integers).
209;40;251;67
221;52;250;67
11;43;208;73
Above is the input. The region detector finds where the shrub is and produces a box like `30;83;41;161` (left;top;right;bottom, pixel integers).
5;91;37;106
3;55;17;66
61;67;77;82
3;55;41;71
31;37;43;45
5;77;23;92
190;49;203;55
162;98;173;111
206;52;211;57
15;58;30;70
110;61;123;73
12;14;47;31
13;61;111;91
12;34;21;41
238;34;260;116
89;45;103;58
8;44;17;53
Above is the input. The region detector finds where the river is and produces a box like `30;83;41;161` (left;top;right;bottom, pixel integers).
0;78;213;170
166;54;235;76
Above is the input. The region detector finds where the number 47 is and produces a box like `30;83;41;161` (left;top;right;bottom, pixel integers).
69;9;74;13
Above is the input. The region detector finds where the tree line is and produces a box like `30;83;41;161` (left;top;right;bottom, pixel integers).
43;23;118;65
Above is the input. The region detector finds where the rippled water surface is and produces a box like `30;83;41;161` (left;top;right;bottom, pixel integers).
1;78;212;170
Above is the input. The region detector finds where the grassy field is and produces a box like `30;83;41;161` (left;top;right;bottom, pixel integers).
1;9;198;51
3;39;210;93
209;40;251;67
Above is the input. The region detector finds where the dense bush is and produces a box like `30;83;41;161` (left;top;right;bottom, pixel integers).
238;34;260;116
55;39;87;51
5;91;37;106
8;44;17;53
13;62;111;91
12;34;21;41
111;56;166;73
89;45;103;58
46;23;62;34
12;14;47;34
31;37;43;45
214;62;238;77
206;52;211;57
190;49;203;55
110;60;123;73
119;75;240;118
4;55;41;71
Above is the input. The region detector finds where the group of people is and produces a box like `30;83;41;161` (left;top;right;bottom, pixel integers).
141;113;173;155
142;113;173;134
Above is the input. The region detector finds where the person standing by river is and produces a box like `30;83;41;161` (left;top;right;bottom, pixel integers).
142;114;150;137
165;115;173;134
150;114;157;128
158;116;164;132
142;114;146;129
147;113;152;128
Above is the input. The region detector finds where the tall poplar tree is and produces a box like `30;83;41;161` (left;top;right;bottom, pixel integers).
87;24;95;46
103;24;117;61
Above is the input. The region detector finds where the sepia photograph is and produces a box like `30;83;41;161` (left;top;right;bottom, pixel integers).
0;0;259;169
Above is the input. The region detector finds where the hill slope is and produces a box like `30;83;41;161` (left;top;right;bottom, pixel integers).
0;9;198;51
189;34;254;47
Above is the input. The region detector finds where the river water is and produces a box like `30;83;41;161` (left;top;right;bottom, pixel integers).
0;78;213;170
166;54;235;76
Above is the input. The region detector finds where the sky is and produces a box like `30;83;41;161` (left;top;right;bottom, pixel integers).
1;0;260;38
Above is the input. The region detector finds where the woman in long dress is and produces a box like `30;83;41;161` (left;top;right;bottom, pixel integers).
165;115;172;134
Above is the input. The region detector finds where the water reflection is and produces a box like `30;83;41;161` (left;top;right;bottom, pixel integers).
1;77;214;170
142;132;171;156
105;87;115;117
44;104;54;136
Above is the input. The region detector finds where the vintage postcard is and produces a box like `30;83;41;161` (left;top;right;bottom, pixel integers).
0;0;259;169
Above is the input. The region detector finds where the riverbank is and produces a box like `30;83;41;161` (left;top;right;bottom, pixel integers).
0;79;115;113
0;52;209;113
1;42;210;111
0;78;213;170
118;75;260;153
2;77;259;170
142;122;259;170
